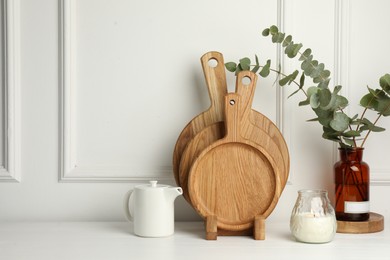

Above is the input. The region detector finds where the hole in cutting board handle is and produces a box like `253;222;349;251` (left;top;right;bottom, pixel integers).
241;76;252;86
229;99;236;106
208;58;218;68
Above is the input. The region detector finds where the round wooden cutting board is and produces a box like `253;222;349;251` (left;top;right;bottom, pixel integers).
188;93;282;231
180;71;287;203
173;52;289;188
172;52;227;185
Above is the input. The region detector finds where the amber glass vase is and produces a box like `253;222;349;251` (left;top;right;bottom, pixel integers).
334;148;369;221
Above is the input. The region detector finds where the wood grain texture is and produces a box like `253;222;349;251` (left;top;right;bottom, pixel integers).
172;51;227;185
336;212;384;233
188;92;282;231
254;216;266;240
173;52;289;188
235;72;288;187
205;216;218;240
179;123;224;201
179;71;288;202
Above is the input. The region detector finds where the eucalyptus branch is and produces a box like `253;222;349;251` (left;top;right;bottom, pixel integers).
339;108;358;147
360;114;382;147
267;67;308;97
225;25;390;149
356;107;369;133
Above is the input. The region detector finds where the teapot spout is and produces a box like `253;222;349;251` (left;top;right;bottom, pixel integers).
166;187;183;202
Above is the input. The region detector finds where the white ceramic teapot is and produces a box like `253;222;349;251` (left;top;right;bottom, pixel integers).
123;180;183;237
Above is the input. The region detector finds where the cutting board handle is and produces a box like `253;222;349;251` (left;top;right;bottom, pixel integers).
200;51;228;120
224;93;241;142
235;71;258;121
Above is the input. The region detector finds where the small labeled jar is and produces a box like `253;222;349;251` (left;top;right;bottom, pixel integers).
290;189;337;243
334;147;370;221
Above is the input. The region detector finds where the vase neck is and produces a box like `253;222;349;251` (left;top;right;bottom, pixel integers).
338;148;364;162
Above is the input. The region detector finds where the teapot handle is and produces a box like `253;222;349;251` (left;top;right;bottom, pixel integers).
123;190;134;222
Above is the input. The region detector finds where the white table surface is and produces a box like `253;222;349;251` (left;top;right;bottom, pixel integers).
0;221;388;260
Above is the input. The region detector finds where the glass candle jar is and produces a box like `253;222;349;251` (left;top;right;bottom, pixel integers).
290;190;337;243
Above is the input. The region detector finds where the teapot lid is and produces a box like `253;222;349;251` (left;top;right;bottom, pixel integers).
136;180;170;190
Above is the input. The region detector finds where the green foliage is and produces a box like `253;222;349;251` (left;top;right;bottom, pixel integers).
224;25;390;148
225;62;237;72
259;59;271;77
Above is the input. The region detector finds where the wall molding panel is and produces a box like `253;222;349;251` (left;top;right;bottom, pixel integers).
59;0;172;182
58;0;285;183
58;0;388;186
275;0;293;185
0;0;21;182
335;0;390;185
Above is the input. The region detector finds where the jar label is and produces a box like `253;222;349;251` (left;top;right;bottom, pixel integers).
344;201;370;213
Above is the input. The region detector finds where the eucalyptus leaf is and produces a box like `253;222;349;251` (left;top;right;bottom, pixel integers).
299;48;312;61
322;87;342;110
310;63;325;78
314;107;333;127
361;89;390;115
342;130;361;137
314;107;333;118
373;125;386;132
286;43;303;58
357;118;386;132
359;118;374;126
303;60;318;76
333;85;342;95
360;125;385;132
330;112;350;132
272;32;285;43
299;99;310;106
299;72;305;88
239;57;251;71
374;94;390;116
262;28;270;36
322;127;340;141
310;93;320;109
322;133;340;142
225;62;237;72
323;126;336;134
318;78;330;89
235;63;243;75
379;74;390;95
301;55;313;71
289;70;299;84
342;137;355;147
360;92;377;109
321;93;337;110
313;69;330;83
307;86;319;97
283;35;292;47
318;116;333;127
259;59;271;77
269;25;278;35
334;95;349;109
279;76;290;86
367;86;382;97
280;70;299;86
321;69;331;79
251;65;260;73
319;88;332;108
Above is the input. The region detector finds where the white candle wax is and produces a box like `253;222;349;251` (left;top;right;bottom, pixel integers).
290;213;336;243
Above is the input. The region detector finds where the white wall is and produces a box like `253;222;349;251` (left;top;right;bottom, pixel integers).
0;0;389;222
